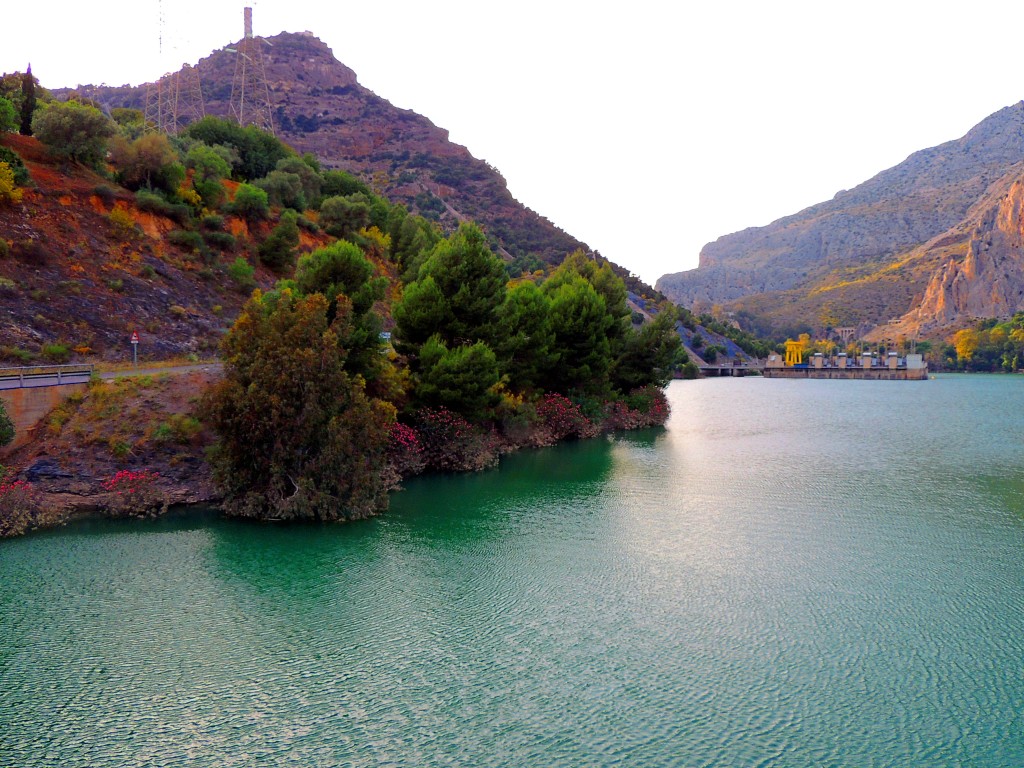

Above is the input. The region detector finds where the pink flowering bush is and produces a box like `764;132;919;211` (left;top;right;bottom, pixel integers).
535;393;596;442
415;407;499;472
102;469;166;517
387;422;426;477
0;477;40;537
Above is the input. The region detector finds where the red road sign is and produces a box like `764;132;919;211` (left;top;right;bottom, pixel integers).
130;331;140;344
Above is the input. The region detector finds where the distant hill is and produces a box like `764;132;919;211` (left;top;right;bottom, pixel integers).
656;102;1024;338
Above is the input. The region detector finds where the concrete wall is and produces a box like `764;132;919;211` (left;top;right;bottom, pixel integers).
0;383;88;455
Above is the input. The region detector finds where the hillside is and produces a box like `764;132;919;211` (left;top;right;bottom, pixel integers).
656;102;1024;337
65;32;599;274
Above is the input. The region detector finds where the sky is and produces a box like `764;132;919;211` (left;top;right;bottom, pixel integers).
4;1;1024;285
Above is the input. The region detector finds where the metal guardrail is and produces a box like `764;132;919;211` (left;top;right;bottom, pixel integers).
0;364;95;390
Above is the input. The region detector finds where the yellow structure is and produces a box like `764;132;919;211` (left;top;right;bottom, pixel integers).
784;340;804;366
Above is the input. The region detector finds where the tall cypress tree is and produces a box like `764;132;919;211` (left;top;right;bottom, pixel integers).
19;65;35;136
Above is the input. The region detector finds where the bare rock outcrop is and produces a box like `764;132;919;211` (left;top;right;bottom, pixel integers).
889;177;1024;335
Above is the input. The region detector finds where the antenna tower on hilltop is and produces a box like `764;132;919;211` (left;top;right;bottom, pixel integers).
229;7;275;135
144;1;206;133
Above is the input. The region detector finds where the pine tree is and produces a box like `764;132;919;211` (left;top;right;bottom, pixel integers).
19;65;35;136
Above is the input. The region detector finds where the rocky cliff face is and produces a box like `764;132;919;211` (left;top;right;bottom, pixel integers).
888;176;1024;336
71;32;589;268
656;102;1024;330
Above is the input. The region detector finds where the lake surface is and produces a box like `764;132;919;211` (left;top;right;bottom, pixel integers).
2;375;1023;766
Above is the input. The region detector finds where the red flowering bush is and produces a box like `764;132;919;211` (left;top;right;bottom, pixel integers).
602;399;646;431
623;385;670;427
535;393;595;442
102;469;166;517
0;477;40;537
387;422;426;477
415;407;499;472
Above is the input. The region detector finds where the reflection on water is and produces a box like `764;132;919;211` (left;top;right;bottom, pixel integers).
2;376;1024;766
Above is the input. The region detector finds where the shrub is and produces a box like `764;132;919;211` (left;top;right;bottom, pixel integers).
414;407;499;472
0;161;23;205
0;239;8;259
386;422;426;477
93;183;118;204
201;214;225;231
12;239;48;265
227;257;256;292
535;393;594;441
102;469;166;517
0;146;29;185
107;204;137;239
202;231;236;250
153;413;202;445
0;346;32;363
296;214;319;232
0;277;18;294
0;478;40;537
257;211;300;271
41;343;70;362
167;229;205;253
230;183;269;221
135;189;192;226
169;304;188;318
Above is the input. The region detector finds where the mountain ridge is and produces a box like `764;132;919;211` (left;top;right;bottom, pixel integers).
656;101;1024;336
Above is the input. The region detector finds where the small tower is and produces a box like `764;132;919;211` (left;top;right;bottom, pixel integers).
229;7;275;134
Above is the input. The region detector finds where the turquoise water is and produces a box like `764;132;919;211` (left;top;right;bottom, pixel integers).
2;375;1023;766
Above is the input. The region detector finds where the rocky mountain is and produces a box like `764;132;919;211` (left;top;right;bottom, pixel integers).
884;175;1024;337
67;32;592;271
656;102;1024;337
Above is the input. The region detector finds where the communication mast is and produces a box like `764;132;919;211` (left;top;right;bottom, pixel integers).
229;7;275;134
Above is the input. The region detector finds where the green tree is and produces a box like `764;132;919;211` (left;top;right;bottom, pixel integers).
109;132;182;192
387;206;440;275
275;156;321;205
183;116;292;180
231;183;269;221
495;280;558;392
319;194;371;239
0;397;14;446
203;289;396;521
255;169;306;211
543;274;612;394
19;66;35;136
292;239;388;381
0;97;16;133
186;143;232;208
610;307;682;391
186;143;232;181
321;169;371;198
415;336;501;420
258;210;300;271
32;100;115;167
395;222;507;349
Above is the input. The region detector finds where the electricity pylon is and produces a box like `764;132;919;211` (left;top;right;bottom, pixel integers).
228;6;275;135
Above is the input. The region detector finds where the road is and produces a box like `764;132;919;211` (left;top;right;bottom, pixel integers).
0;363;223;391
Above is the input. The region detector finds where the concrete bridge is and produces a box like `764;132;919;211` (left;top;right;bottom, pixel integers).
0;365;94;453
698;360;765;377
